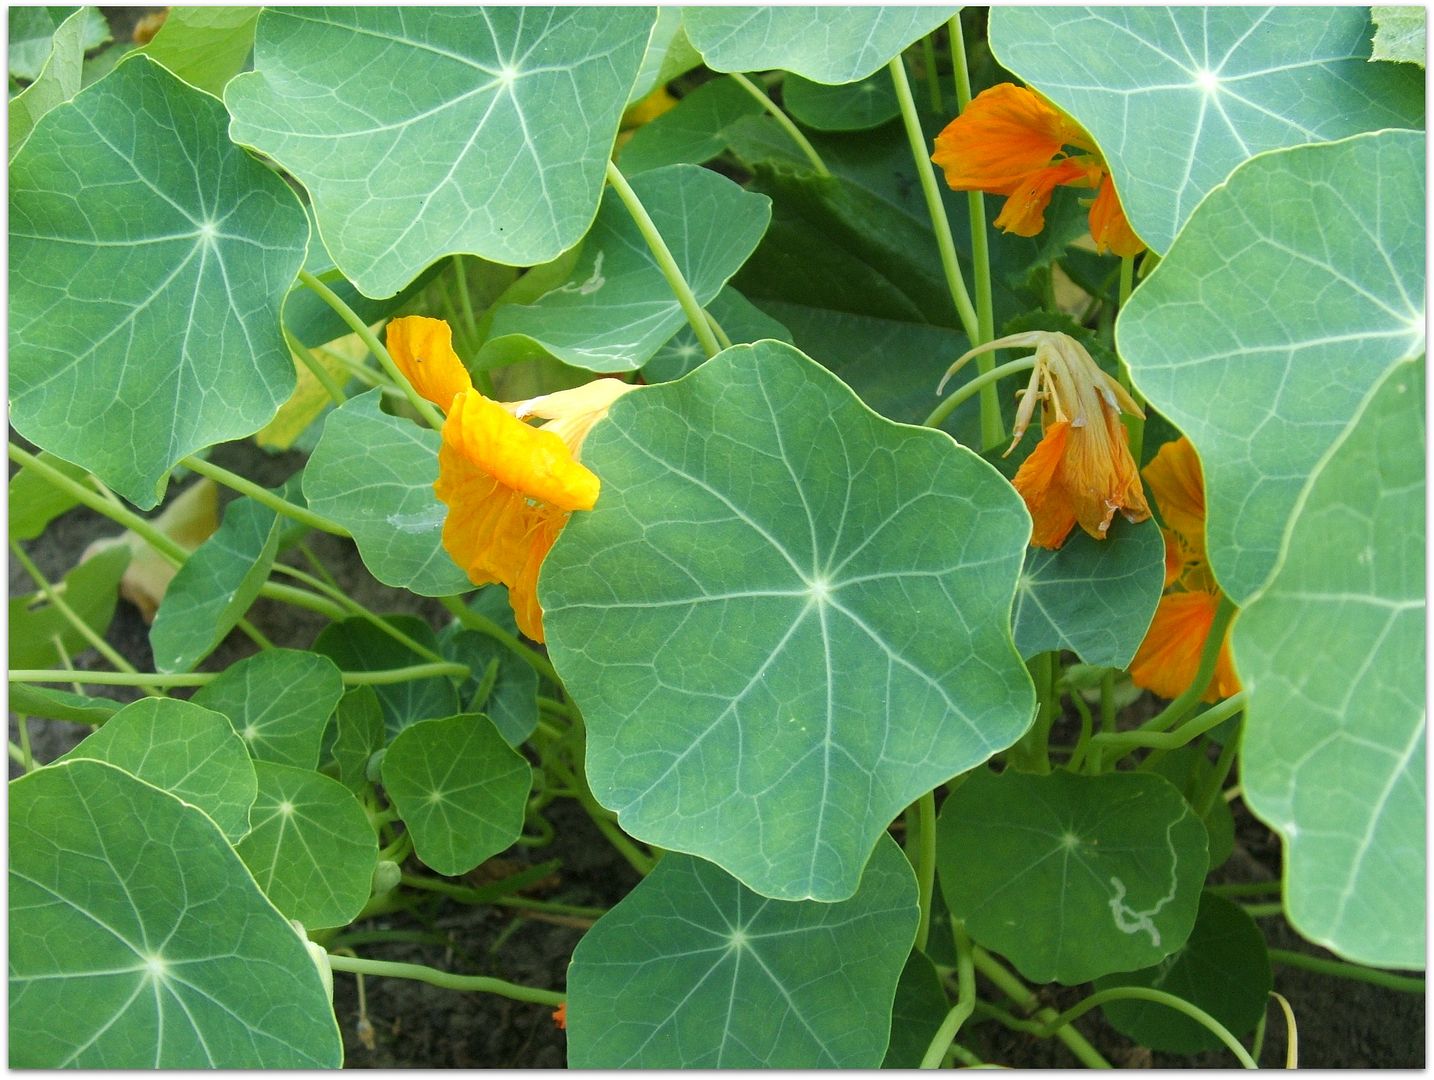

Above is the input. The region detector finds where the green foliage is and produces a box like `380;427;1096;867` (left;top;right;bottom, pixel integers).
8;449;87;541
8;5;90;158
312;616;457;737
618;75;763;174
9;545;129;669
783;70;899;131
1371;6;1427;66
438;588;539;746
136;7;258;96
192;649;345;770
8;6;109;81
331;685;386;794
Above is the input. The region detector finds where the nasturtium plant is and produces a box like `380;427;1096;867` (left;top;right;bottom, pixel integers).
9;5;1426;1070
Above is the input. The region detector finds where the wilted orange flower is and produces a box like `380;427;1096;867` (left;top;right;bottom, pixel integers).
932;82;1144;257
386;316;635;642
945;331;1149;549
1129;438;1240;701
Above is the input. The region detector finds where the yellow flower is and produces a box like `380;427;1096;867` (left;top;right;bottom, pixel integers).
947;331;1149;549
386;316;635;641
1129;437;1240;702
931;82;1145;257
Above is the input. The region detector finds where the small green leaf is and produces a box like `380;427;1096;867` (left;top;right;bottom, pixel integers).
9;544;129;670
617;75;763;175
192;648;344;770
8;449;87;541
683;7;958;84
438;588;539;747
1119;130;1425;603
226;8;656;296
10;759;341;1067
235;761;378;930
567;834;918;1067
9;6;109;82
380;713;532;876
150;495;281;673
991;7;1424;253
881;951;951;1068
1372;6;1426;66
312;616;458;737
937;769;1209;984
303;389;470;597
1013;516;1165;668
8;5;89;159
1233;358;1425;969
544;341;1035;901
136;6;258;96
10;56;308;508
1097;892;1272;1054
331;685;385;795
783;70;899;132
479;164;770;373
643;285;791;384
8;683;119;726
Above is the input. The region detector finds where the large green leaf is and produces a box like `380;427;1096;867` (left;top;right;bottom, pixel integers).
9;6;109;81
990;7;1425;253
1013;516;1165;668
226;7;656;297
136;6;258;96
10;759;341;1067
9;544;129;670
150;495;281;673
626;8;701;105
311;616;458;737
543;341;1034;901
682;7;958;84
566;834;918;1067
235;761;377;930
479;164;770;373
58;697;257;843
8;5;89;159
937;769;1209;985
1118;131;1425;604
10;55;308;509
303;389;470;596
192;649;345;770
1232;358;1425;969
380;714;531;876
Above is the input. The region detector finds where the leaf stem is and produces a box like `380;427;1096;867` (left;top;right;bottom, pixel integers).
180;455;349;537
1035;986;1257;1068
604;160;722;359
283;325;348;406
728;72;830;176
269;563;446;665
910;790;938;952
924;355;1036;430
325;953;565;1007
920;920;976;1068
1132;593;1239;737
1268;949;1425;993
971;947;1112;1068
11;662;466;688
438;594;558;684
1090;690;1246;754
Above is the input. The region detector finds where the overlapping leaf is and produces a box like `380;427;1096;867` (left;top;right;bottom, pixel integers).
991;7;1425;253
312;616;458;737
1233;358;1425;969
1119;131;1425;603
9;6;109;81
566;835;918;1067
135;6;258;96
783;71;899;132
9;5;90;158
617;75;763;175
438;588;539;747
643;286;791;384
543;341;1034;901
226;7;656;297
10;545;129;670
192;649;345;770
10;56;308;509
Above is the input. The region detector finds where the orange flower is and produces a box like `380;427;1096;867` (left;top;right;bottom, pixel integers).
552;1001;568;1030
945;331;1149;549
932;82;1144;257
1129;437;1240;702
386;316;635;641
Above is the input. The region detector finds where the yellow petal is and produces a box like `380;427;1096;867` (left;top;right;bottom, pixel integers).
445;390;600;512
1088;172;1145;257
386;316;474;410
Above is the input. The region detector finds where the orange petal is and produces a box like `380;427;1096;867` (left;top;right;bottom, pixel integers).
931;82;1088;194
993;157;1092;238
1013;421;1079;549
1130;591;1240;702
1064;408;1150;540
1088;173;1145;257
386;316;474;410
445;391;600;512
1142;437;1206;551
552;1002;568;1031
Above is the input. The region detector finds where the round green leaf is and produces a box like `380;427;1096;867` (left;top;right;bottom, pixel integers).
331;685;385;795
303;389;470;596
235;761;377;931
1233;358;1425;969
151;495;281;673
438;589;539;747
479;163;770;373
58;697;257;843
226;8;656;297
937;769;1209;985
990;7;1424;254
380;713;532;876
1118;131;1425;603
1097;891;1271;1054
10;759;341;1067
683;6;958;84
10;55;308;509
1013;516;1165;668
783;70;899;132
543;341;1034;901
644;285;791;384
192;648;345;770
567;834;918;1068
312;616;458;737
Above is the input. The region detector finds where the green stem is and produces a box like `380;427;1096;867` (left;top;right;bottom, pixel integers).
728;72;830;176
1194;717;1242;816
924;355;1037;430
9;741;30;768
920;35;943;113
910;790;938;952
325;954;564;1007
271;564;446;665
888;57;981;349
255;580;349;622
439;594;559;683
1133;594;1239;737
547;750;654;876
605;160;722;359
451;255;482;344
705;309;733;351
181;455;349;537
283;326;347;406
948;14;1002;450
1206;881;1282;898
1268;949;1425;993
402;874;608;920
11;662;466;688
921;920;976;1068
1091;691;1246;755
971;947;1112;1069
1099;669;1117;732
1043;987;1257;1068
1065;688;1095;773
1242;902;1284;918
297;268;445;432
17;715;35;772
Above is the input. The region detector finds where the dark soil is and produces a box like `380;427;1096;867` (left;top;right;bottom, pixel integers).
9;431;1425;1068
